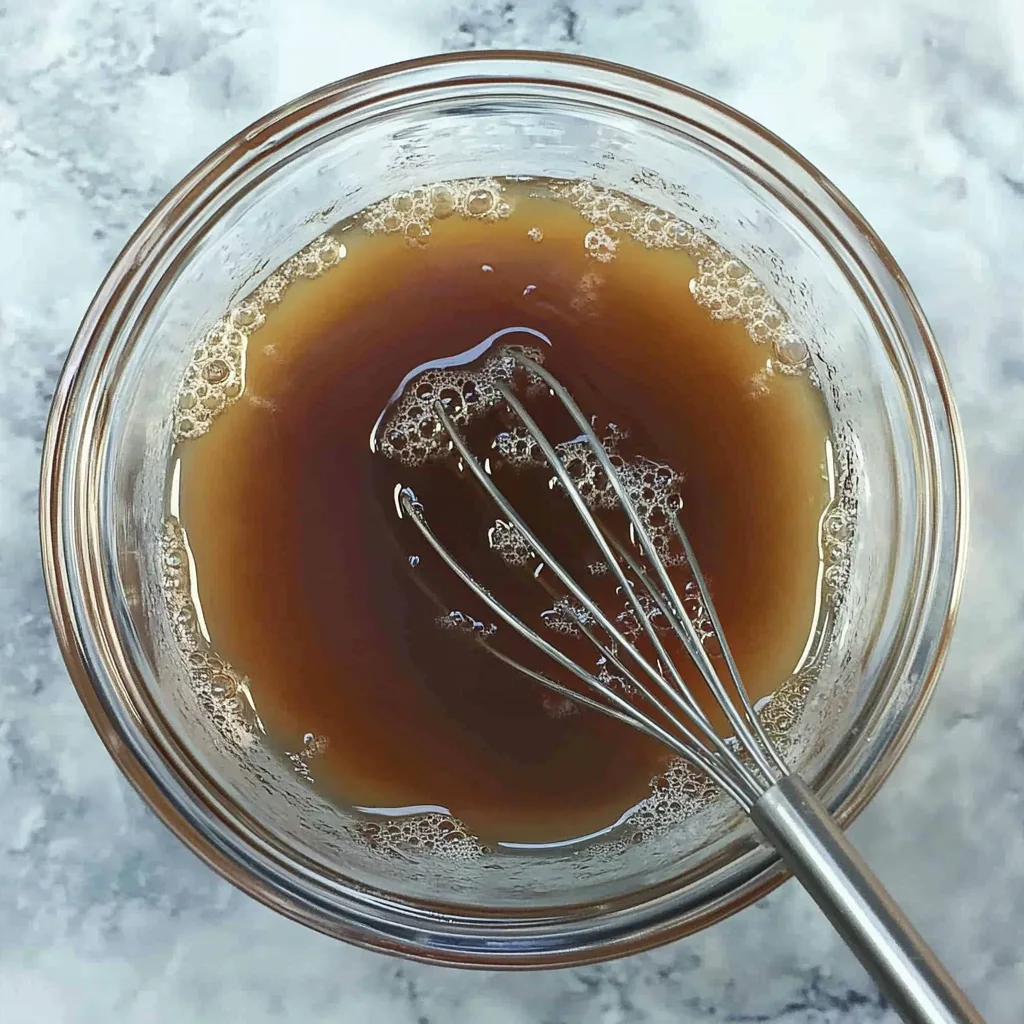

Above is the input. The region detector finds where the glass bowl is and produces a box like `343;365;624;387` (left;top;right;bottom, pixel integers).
40;51;966;967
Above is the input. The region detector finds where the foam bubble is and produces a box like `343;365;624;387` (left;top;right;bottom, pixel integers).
583;226;619;262
614;590;664;641
372;341;547;466
596;657;638;698
173;233;346;441
550;424;687;568
493;425;541;467
820;500;855;608
609;583;713;652
607;757;719;848
436;609;498;638
354;813;490;861
757;668;815;736
552;181;815;388
488;519;534;567
362;178;512;243
552;179;699;254
540;596;587;638
160;517;262;747
286;732;329;784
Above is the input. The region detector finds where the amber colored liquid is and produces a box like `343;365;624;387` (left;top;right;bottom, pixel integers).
176;181;831;845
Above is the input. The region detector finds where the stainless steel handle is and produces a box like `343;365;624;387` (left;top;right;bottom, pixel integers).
751;776;984;1024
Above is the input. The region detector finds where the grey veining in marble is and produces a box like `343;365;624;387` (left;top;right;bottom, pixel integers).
2;1;1023;1020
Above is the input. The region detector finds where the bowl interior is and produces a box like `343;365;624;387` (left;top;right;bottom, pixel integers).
48;54;959;962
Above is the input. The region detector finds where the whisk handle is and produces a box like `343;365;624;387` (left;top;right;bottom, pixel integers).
751;776;984;1024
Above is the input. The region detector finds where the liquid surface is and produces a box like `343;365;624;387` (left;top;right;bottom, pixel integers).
173;179;831;846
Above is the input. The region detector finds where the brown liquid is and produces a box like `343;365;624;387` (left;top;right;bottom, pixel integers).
175;180;831;846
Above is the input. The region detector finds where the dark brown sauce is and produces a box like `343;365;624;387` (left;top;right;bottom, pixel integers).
176;180;830;845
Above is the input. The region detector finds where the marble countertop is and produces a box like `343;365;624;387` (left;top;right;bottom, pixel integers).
2;0;1023;1020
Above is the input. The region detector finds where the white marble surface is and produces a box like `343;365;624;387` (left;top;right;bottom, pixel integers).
2;0;1023;1020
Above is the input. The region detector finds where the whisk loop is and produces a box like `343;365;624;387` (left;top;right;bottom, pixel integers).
399;349;785;810
392;347;982;1024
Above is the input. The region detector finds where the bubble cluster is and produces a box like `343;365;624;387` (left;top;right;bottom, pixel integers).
689;251;810;378
552;425;687;567
540;596;588;638
611;584;714;652
362;178;512;243
596;656;637;698
493;425;542;467
173;318;247;440
821;501;855;608
758;668;815;736
173;232;347;441
435;609;498;638
553;180;815;388
176;180;513;444
552;180;699;253
680;579;715;644
160;517;262;746
286;732;329;784
488;519;534;568
613;590;659;642
583;226;619;263
607;757;719;849
355;813;489;861
373;344;545;466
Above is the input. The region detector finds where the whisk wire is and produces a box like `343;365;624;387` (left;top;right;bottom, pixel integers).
391;351;983;1023
399;488;757;809
669;515;789;777
492;382;733;742
513;352;785;784
429;396;767;802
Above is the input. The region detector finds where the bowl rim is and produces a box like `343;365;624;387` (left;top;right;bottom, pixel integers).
39;48;968;967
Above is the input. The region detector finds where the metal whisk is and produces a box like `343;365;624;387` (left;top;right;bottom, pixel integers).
398;350;981;1024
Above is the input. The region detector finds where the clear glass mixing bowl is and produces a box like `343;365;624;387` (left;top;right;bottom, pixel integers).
40;52;966;967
